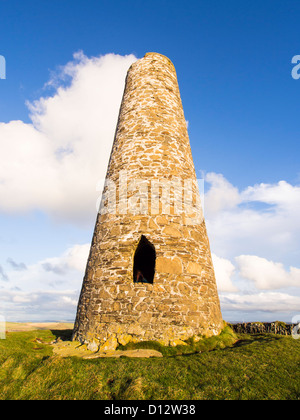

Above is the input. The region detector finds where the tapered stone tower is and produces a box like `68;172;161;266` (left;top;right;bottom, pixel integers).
73;53;223;350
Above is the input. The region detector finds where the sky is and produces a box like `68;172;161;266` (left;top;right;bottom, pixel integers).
0;0;300;323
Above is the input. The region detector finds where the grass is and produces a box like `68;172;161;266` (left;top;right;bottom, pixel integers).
0;326;299;400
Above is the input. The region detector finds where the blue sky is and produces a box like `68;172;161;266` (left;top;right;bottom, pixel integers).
1;0;300;185
0;0;300;323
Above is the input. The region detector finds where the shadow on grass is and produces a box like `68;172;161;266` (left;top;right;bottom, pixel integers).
233;334;282;348
50;329;73;341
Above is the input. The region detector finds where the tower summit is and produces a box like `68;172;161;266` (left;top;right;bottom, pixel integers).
73;53;223;349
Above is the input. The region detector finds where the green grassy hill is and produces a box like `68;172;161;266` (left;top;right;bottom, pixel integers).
0;326;299;400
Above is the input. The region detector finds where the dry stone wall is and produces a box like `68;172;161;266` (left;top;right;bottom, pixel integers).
229;322;299;336
73;53;223;350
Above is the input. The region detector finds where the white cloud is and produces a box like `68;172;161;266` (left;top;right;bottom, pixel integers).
0;265;8;282
41;243;90;274
220;291;300;314
204;173;300;264
61;296;78;306
0;52;137;225
235;255;300;290
1;289;80;321
204;173;300;320
0;243;89;321
212;253;238;292
204;172;241;215
1;243;89;291
241;180;300;212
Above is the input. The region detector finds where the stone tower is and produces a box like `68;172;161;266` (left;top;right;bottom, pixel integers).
73;52;223;349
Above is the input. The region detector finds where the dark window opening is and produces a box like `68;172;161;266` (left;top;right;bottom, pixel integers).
133;235;156;284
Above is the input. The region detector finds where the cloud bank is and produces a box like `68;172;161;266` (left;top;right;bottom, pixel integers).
205;173;300;321
1;243;90;321
0;51;137;225
205;173;300;263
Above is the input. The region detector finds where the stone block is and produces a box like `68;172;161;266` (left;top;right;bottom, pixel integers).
117;333;133;346
99;335;118;352
156;256;182;274
169;339;188;347
187;262;203;275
